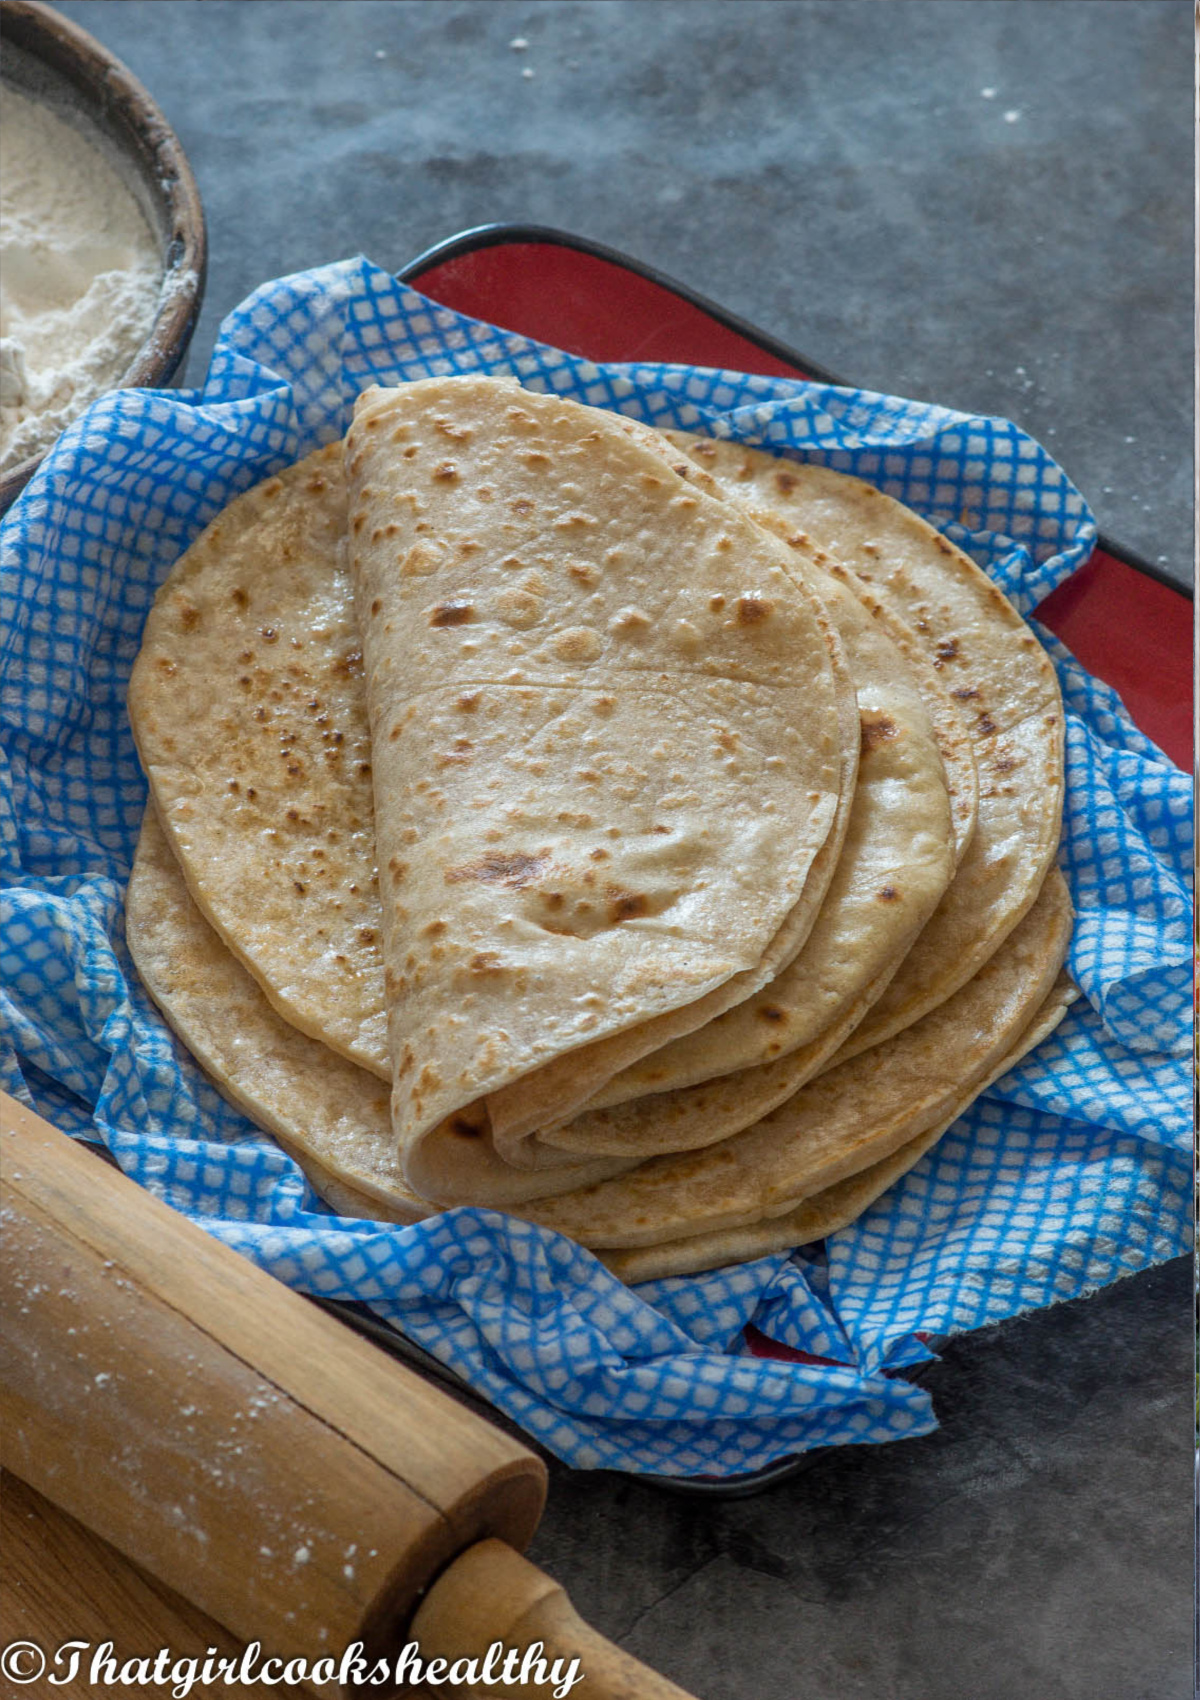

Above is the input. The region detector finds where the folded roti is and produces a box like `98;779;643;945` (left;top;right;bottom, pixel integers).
533;557;957;1153
346;378;851;1204
125;805;1073;1287
127;442;392;1080
602;969;1076;1281
124;807;629;1214
125;806;428;1220
520;869;1073;1251
480;426;976;1144
661;434;1065;1060
479;599;861;1156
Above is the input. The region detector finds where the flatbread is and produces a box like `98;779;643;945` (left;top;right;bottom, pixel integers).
127;442;391;1080
661;434;1065;1060
479;605;861;1155
346;377;853;1204
602;970;1077;1280
124;805;426;1219
124;806;627;1213
125;805;1074;1289
520;868;1073;1251
534;559;957;1153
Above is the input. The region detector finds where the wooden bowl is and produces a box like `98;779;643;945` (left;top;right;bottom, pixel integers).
0;0;207;512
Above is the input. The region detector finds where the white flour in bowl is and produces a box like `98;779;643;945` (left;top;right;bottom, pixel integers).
0;85;163;475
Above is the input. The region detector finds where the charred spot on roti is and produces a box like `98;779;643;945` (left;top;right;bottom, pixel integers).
736;595;772;625
934;638;960;664
757;1005;787;1023
774;470;799;495
445;851;550;889
429;602;475;627
432;462;459;482
952;686;979;701
608;889;649;922
878;886;900;902
860;713;898;753
977;712;999;737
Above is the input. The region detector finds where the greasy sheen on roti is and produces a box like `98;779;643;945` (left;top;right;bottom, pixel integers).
602;970;1076;1282
346;377;852;1205
661;433;1065;1059
520;869;1073;1252
127;442;391;1080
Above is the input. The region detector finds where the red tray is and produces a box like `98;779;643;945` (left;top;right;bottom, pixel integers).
399;225;1191;772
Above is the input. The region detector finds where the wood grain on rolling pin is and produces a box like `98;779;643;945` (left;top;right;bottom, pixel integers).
0;1094;546;1679
1;1470;309;1698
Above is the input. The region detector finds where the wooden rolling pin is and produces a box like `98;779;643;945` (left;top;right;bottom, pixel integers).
0;1095;696;1698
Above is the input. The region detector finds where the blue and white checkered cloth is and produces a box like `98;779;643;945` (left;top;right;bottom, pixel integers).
1;257;1189;1477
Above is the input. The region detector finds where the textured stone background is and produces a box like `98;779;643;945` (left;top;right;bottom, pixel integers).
48;4;1193;1695
57;0;1194;589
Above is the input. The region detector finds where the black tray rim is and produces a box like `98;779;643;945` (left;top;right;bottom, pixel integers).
398;220;1192;602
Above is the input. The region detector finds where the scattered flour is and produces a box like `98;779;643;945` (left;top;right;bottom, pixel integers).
0;85;162;474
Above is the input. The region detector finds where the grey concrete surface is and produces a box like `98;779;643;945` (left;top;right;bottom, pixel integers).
41;5;1193;1696
528;1256;1192;1699
54;0;1193;588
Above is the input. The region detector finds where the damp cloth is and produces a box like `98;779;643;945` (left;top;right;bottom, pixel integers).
1;257;1190;1477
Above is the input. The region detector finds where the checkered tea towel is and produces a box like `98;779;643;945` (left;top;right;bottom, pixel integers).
0;257;1189;1476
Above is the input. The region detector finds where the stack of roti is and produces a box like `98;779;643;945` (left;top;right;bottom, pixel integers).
125;375;1074;1281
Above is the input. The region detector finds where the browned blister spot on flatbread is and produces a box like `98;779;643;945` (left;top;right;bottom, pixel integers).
860;714;898;754
444;850;551;889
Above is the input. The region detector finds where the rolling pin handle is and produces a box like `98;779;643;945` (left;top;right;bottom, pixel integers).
411;1537;700;1698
